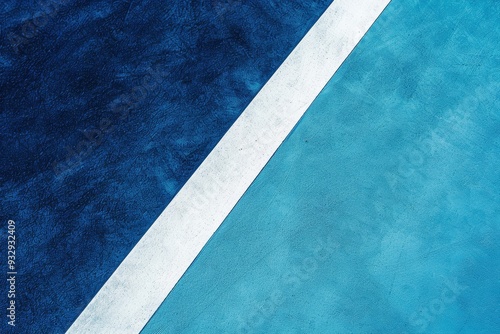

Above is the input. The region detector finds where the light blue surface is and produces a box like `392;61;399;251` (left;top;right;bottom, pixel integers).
143;0;499;333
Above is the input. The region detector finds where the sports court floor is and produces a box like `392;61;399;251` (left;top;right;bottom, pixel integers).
1;0;498;333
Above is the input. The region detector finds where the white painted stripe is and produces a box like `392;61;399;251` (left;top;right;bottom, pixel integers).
67;0;391;332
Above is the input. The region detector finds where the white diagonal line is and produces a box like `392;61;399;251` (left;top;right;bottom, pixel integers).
67;0;391;332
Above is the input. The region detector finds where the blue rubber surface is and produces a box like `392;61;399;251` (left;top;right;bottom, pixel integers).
0;1;333;332
142;0;499;333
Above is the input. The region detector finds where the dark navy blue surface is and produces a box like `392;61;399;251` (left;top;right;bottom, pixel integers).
0;0;333;332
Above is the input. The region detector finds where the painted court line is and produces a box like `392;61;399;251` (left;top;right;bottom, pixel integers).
67;0;391;332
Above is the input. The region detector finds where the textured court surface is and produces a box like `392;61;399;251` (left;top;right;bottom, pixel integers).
143;0;499;333
1;0;499;333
